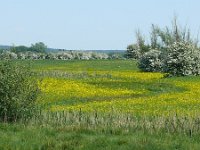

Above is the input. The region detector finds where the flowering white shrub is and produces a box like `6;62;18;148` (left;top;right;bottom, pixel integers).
126;44;141;59
138;49;162;72
17;52;26;59
138;42;200;76
0;51;17;59
162;42;200;76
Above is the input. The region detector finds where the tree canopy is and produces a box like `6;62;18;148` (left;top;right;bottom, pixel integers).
10;42;48;53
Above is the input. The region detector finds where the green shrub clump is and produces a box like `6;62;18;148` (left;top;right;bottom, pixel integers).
0;61;39;122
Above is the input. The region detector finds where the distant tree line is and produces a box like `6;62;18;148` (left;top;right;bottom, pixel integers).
10;42;48;53
126;17;200;76
0;42;125;60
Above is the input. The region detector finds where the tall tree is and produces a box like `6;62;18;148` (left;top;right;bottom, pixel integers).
30;42;47;53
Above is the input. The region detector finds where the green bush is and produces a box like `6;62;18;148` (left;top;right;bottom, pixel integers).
138;49;162;72
0;61;39;122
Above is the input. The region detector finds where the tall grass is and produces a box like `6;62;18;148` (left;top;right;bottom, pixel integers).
17;110;199;137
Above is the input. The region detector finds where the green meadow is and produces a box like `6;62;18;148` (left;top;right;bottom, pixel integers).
1;59;200;150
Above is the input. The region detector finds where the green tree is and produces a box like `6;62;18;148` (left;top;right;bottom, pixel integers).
135;30;150;54
150;16;198;48
30;42;47;53
10;45;30;53
0;61;39;122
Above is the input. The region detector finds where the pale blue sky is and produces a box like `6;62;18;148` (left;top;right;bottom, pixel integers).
0;0;199;50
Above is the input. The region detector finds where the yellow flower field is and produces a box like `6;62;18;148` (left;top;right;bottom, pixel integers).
38;69;200;117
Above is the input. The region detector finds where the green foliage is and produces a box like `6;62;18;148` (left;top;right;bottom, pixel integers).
10;42;47;54
0;61;39;122
151;17;198;48
135;30;150;54
126;30;150;59
128;16;198;55
10;45;30;53
30;42;47;53
8;42;48;55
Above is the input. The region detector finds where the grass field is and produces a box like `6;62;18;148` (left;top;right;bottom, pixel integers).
1;59;200;149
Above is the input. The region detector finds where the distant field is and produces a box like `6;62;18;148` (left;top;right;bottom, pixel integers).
1;59;200;149
18;59;138;71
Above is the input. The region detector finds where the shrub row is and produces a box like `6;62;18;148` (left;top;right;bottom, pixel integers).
0;50;126;60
